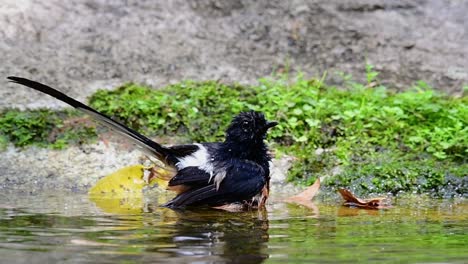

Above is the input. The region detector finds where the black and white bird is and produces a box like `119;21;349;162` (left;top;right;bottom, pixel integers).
7;77;278;209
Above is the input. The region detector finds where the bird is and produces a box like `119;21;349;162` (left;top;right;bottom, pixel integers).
7;76;278;209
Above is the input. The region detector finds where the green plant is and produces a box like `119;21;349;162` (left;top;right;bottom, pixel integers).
365;62;379;85
0;109;96;149
87;74;467;195
89;81;256;142
1;70;466;196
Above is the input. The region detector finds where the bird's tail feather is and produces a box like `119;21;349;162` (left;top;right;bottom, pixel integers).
7;76;174;164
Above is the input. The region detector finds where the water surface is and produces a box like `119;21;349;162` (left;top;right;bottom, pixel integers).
0;190;466;263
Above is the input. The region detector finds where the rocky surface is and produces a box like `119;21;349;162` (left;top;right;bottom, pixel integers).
1;0;467;190
1;0;467;109
0;142;142;191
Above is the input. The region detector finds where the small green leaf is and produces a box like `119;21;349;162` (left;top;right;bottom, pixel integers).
293;108;303;115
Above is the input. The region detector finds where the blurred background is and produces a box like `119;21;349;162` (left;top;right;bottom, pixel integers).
1;0;467;109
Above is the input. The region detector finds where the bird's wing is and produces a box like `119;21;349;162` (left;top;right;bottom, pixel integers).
7;76;178;164
168;167;212;187
164;161;266;208
168;144;201;159
164;185;219;208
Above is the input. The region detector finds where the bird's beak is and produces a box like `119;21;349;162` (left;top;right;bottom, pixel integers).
265;121;278;130
258;121;278;136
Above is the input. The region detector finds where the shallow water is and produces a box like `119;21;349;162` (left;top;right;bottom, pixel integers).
0;190;466;264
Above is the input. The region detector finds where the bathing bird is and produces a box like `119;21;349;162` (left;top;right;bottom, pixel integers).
7;77;277;208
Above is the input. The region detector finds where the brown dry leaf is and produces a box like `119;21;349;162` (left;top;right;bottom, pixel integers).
285;178;320;211
338;188;391;209
288;178;321;202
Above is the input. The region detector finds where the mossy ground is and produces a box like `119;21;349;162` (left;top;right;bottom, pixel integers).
0;109;96;150
1;71;466;197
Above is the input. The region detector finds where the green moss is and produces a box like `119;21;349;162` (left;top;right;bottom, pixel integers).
327;150;468;197
1;71;466;196
89;81;256;142
0;109;96;149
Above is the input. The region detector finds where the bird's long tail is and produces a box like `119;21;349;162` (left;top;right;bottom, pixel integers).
7;76;175;164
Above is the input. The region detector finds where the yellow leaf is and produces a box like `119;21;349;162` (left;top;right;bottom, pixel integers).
90;196;144;215
88;165;177;214
88;165;148;214
89;165;147;196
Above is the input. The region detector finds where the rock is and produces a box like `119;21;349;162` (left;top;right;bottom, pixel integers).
0;142;142;192
1;0;466;110
1;0;467;190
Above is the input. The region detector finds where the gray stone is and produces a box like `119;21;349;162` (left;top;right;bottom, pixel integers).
1;0;467;191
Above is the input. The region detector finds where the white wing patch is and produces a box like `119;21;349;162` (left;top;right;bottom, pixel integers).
176;144;214;173
175;143;226;190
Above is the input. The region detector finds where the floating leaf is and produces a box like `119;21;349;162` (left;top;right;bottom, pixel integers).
89;165;147;196
285;178;320;211
287;178;321;202
88;165;148;214
90;196;145;215
88;165;175;214
338;188;391;209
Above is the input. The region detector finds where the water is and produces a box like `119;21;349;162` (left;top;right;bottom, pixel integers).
0;190;466;264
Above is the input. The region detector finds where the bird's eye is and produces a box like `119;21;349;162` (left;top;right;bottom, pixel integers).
242;121;250;131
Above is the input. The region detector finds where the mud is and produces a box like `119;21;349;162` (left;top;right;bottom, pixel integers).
0;0;467;190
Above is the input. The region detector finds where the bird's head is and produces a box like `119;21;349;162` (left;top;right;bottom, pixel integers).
225;111;278;144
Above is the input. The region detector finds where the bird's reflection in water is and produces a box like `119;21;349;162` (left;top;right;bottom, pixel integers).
151;207;270;263
90;191;321;263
